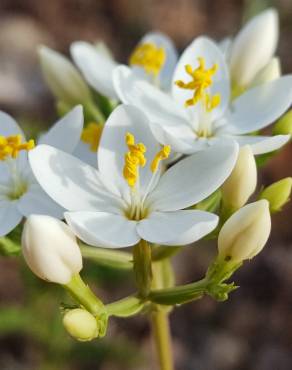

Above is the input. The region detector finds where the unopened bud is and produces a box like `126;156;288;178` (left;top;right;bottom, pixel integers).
251;57;281;87
63;308;99;341
218;200;271;263
39;46;92;106
273;110;292;135
221;145;257;211
22;215;83;284
259;177;292;213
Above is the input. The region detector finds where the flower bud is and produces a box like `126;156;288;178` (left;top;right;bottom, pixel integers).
63;308;99;341
259;177;292;213
273;109;292;135
251;57;281;87
39;46;92;106
221;145;257;210
218;200;271;263
230;8;278;87
22;215;83;284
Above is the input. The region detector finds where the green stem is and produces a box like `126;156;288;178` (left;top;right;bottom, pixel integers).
151;309;174;370
133;240;152;298
152;246;181;261
85;100;105;123
63;274;104;316
151;260;174;370
80;244;133;270
106;295;145;318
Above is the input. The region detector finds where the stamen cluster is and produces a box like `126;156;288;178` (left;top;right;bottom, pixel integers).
0;134;35;160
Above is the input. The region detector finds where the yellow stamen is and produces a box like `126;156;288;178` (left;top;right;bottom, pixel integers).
123;132;147;188
0;134;34;160
129;42;166;77
81;122;103;152
151;145;171;173
175;57;220;111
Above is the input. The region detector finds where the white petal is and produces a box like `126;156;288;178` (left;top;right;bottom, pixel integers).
220;76;292;135
65;211;140;248
147;139;238;211
219;37;233;58
0;111;25;137
71;41;118;100
98;105;160;197
0;201;22;236
230;8;279;86
29;145;123;212
17;185;64;218
73;141;97;167
149;121;198;154
172;36;230;121
113;65;189;125
137;210;218;246
225;134;291;155
136;31;178;90
38;105;83;153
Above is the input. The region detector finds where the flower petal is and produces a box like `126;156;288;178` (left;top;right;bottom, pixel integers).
172;36;230;121
65;211;140;248
224;134;291;155
0;111;25;137
220;76;292;135
71;41;118;100
73;141;97;167
98;104;160;197
38;105;83;153
0;201;22;236
137;210;218;246
113;65;189;125
230;8;278;87
147;139;238;211
29;145;123;212
17;184;64;219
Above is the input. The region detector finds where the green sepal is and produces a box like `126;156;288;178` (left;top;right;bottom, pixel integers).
194;189;222;212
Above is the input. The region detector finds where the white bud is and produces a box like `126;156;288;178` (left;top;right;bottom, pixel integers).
63;308;99;341
39;46;92;106
221;145;257;210
22;215;83;284
230;8;279;87
218;200;271;263
251;57;281;87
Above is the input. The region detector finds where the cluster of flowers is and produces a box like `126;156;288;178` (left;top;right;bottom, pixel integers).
1;9;292;345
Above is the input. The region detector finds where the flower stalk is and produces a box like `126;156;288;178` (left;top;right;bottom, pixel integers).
133;239;153;298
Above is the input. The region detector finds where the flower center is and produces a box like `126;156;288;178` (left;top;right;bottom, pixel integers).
175;57;220;112
81;122;103;152
122;132;171;220
0;135;34;161
129;42;166;78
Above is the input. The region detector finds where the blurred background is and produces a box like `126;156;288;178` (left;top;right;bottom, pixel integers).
0;0;292;369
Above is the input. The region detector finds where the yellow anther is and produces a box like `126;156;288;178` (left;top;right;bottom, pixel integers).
123;132;147;188
129;42;166;77
175;57;220;111
151;145;171;173
0;134;35;160
81;122;103;152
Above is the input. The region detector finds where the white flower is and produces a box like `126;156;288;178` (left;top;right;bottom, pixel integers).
229;8;279;90
39;46;92;106
70;32;178;100
218;200;271;263
29;105;239;249
22;215;83;284
0;106;83;236
113;37;291;156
